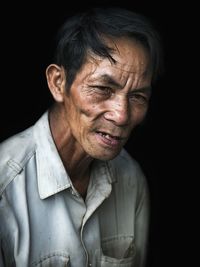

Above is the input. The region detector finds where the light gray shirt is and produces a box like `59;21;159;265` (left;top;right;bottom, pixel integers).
0;111;150;267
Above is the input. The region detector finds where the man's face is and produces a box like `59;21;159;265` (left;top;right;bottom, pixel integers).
62;38;152;160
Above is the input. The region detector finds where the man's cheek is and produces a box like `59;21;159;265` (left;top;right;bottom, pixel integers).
79;103;99;117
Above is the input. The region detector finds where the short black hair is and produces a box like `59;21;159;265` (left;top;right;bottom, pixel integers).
54;7;163;90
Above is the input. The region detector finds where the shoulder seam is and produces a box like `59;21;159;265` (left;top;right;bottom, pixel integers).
7;159;22;173
0;150;35;196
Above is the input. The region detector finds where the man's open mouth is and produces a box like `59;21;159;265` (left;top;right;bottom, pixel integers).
96;131;125;147
97;131;122;140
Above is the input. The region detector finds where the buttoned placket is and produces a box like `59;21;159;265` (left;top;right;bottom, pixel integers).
81;170;112;267
66;160;113;267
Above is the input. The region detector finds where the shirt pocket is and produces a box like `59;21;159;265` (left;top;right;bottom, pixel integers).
31;252;70;267
97;236;136;267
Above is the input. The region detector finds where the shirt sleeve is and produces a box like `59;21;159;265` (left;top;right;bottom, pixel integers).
134;172;150;267
0;240;5;267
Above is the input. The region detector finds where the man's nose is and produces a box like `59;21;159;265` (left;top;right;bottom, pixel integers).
104;96;130;126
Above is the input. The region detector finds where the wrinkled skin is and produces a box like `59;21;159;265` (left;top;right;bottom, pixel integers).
46;37;152;195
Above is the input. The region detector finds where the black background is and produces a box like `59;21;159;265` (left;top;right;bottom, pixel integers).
0;1;195;266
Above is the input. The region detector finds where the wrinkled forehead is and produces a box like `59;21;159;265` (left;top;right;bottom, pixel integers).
86;54;151;85
87;36;151;75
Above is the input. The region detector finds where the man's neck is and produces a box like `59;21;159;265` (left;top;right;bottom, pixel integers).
48;105;93;197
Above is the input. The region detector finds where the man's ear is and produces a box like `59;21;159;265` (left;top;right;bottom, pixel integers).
46;64;66;102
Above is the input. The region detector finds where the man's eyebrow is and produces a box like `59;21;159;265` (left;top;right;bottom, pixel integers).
99;74;152;93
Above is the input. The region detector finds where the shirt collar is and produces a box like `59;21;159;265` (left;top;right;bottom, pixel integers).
33;110;116;200
33;111;71;199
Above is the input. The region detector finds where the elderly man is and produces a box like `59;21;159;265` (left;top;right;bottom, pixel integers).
0;6;162;267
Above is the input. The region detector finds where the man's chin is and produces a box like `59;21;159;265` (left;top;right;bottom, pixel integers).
91;149;122;161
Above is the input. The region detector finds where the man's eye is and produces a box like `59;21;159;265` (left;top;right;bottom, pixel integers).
129;94;148;105
95;86;112;95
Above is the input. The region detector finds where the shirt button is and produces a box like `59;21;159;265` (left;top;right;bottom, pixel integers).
88;264;92;267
